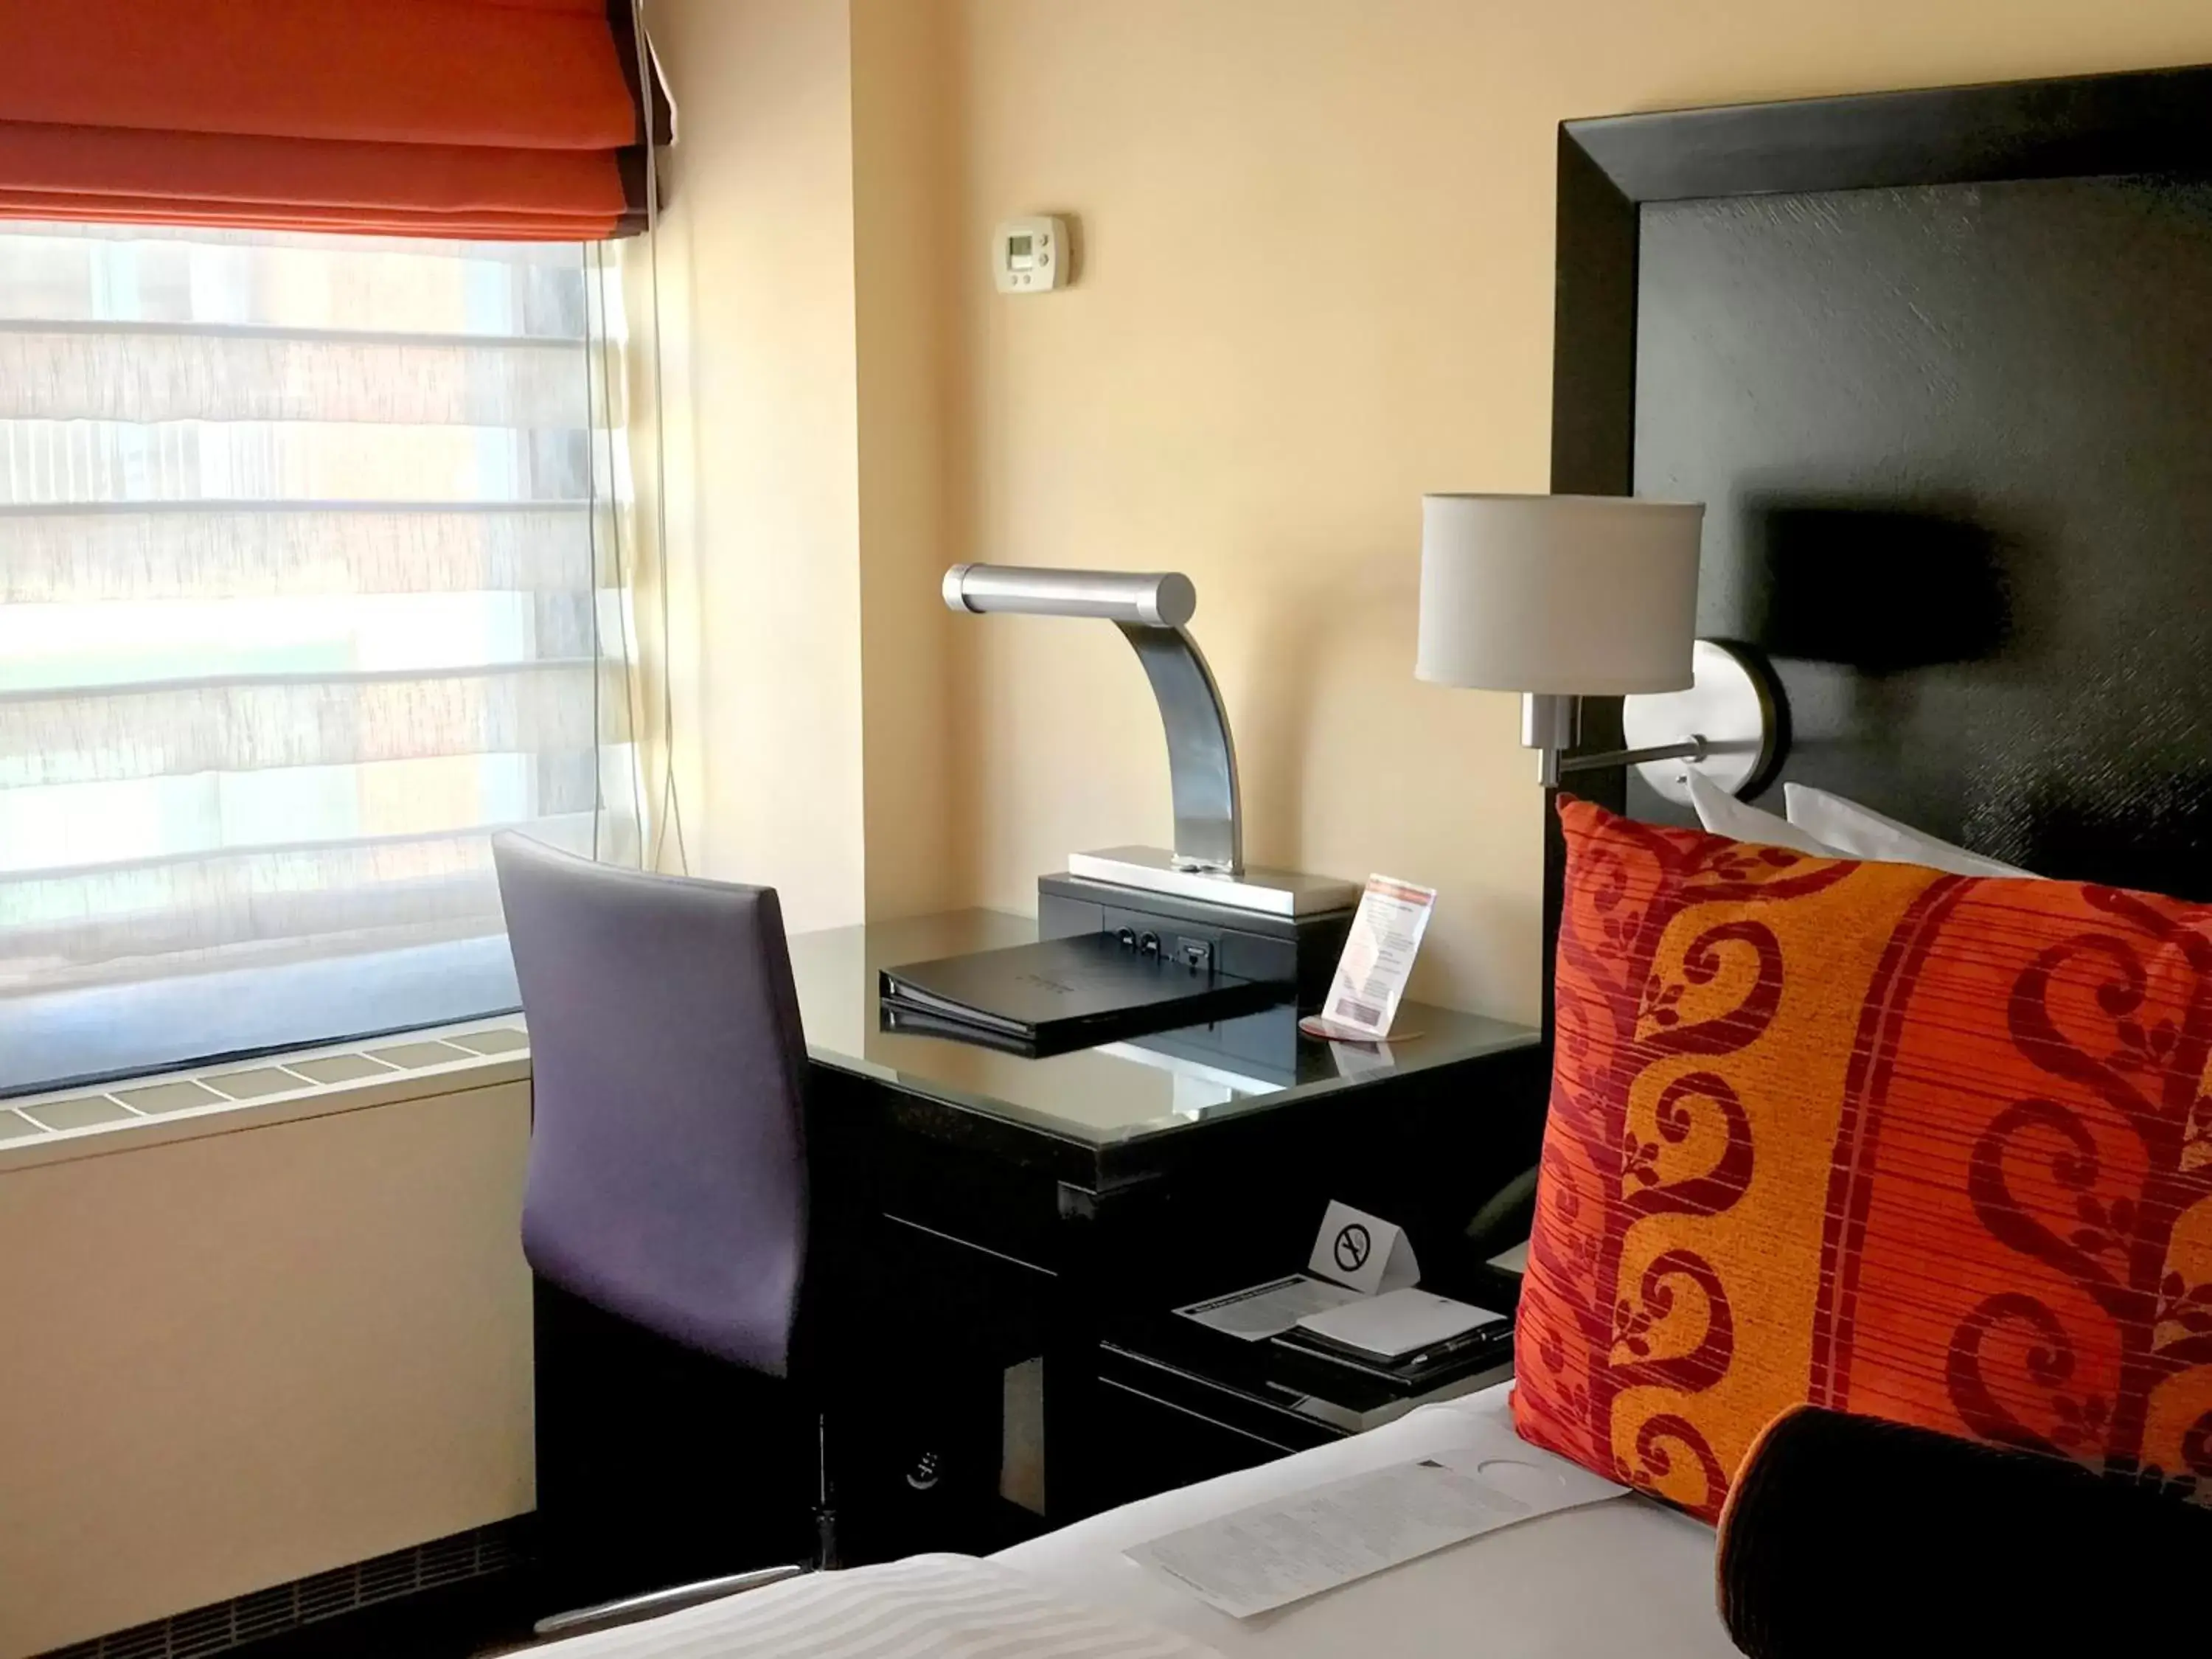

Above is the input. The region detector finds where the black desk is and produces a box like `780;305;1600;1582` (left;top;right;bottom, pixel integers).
790;910;1545;1537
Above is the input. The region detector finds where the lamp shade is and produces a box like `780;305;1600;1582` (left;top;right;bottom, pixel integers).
1416;494;1704;696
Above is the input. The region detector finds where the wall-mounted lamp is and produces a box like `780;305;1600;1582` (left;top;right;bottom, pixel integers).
1413;493;1784;799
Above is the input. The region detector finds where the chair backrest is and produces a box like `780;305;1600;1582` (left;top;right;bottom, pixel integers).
492;834;810;1377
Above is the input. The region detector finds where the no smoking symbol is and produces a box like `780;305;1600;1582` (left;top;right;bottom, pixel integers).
1333;1222;1372;1274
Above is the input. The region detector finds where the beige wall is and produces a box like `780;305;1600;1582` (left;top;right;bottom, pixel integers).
644;0;2212;1009
939;0;2212;1021
648;0;869;930
0;1088;534;1659
647;0;975;925
852;0;975;918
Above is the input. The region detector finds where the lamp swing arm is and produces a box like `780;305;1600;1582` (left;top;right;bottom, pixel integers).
942;563;1244;875
1518;688;1710;788
1557;739;1711;773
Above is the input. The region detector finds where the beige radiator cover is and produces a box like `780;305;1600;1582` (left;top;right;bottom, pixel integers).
0;1082;535;1659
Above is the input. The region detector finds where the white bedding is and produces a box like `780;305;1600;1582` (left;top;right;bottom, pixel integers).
995;1382;1735;1658
540;1553;1215;1658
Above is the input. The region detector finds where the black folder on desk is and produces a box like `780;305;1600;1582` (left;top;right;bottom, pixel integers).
879;933;1284;1057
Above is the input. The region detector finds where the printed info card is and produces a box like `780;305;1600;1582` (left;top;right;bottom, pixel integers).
1309;875;1436;1040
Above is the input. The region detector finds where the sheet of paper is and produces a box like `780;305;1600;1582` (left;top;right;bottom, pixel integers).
1175;1275;1361;1341
1308;1198;1419;1295
1316;874;1437;1040
1295;1287;1504;1360
1126;1453;1624;1619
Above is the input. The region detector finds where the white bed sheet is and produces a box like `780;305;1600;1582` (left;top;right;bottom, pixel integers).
995;1382;1734;1659
538;1554;1214;1659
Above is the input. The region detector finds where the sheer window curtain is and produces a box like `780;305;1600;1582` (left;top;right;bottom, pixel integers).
0;221;650;1094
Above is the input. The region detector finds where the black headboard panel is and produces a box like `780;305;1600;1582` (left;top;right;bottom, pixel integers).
1632;174;2212;896
1549;66;2212;909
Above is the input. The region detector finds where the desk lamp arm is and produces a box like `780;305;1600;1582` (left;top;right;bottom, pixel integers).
944;563;1244;875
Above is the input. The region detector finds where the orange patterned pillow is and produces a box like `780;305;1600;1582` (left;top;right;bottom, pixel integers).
1513;796;2212;1521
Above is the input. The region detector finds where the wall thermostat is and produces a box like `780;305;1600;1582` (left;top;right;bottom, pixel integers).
994;215;1068;293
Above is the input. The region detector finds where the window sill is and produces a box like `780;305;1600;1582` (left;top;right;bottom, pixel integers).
0;1019;532;1175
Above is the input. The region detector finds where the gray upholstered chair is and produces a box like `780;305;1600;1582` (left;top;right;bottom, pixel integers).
491;833;833;1636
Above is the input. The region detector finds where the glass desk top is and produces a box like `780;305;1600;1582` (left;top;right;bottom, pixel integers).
787;909;1539;1150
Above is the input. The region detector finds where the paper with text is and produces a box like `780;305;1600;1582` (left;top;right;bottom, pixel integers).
1126;1452;1623;1619
1316;875;1436;1040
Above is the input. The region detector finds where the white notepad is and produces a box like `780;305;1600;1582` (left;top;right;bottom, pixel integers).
1175;1274;1361;1341
1294;1287;1502;1360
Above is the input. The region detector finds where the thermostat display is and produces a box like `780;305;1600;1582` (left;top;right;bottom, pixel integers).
994;216;1067;293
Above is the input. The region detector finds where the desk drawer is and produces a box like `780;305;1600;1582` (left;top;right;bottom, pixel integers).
838;1110;1068;1271
872;1211;1054;1369
1085;1371;1319;1514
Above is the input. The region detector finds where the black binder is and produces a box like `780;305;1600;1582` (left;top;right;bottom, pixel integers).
879;932;1285;1057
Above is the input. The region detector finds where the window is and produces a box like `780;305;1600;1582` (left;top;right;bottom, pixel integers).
0;222;638;1094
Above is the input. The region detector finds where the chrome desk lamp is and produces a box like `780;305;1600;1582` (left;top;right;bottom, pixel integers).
1413;494;1784;801
943;563;1357;919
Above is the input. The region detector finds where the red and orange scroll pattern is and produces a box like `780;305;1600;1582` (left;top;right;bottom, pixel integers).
1513;798;2212;1521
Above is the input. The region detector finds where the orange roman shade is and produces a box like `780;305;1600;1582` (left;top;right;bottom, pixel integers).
0;0;657;239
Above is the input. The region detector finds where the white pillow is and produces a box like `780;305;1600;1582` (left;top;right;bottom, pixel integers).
1686;771;1840;857
1783;783;2039;879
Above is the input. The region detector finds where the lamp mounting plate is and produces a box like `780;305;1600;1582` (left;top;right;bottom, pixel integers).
1621;639;1784;804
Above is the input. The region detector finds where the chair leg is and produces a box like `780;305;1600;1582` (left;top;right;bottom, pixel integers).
531;1565;806;1640
813;1411;841;1571
530;1409;835;1638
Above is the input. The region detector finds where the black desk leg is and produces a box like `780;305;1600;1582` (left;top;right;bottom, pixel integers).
1043;1179;1108;1524
1043;1174;1175;1525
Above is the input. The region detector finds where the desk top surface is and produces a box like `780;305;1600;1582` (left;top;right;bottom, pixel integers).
787;909;1540;1149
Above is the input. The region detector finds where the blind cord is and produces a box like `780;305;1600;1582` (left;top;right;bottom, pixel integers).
633;0;690;877
588;239;650;866
578;240;604;863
